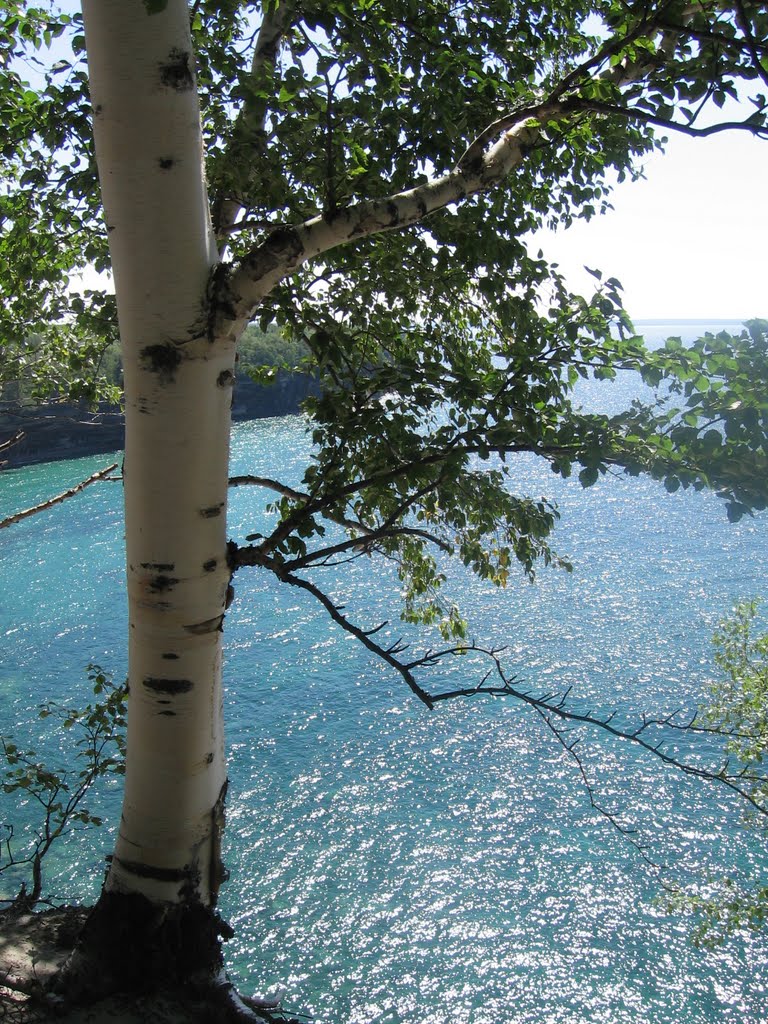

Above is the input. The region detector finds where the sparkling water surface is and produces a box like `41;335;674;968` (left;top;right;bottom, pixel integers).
1;321;767;1022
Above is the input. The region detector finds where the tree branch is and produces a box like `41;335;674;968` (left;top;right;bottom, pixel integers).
235;534;768;826
571;97;768;138
279;525;452;571
0;430;25;456
215;3;713;333
427;648;768;815
275;565;436;707
218;110;548;334
213;1;296;242
0;462;119;530
733;0;768;90
534;703;660;867
229;473;379;542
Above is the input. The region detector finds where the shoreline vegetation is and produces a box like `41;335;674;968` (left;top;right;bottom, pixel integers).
0;326;316;471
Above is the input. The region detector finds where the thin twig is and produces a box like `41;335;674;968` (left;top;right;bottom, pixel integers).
0;462;119;530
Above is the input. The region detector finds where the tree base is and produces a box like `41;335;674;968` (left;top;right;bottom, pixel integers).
51;891;230;1003
0;897;303;1023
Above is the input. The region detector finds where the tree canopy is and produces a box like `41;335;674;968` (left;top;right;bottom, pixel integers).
2;0;768;703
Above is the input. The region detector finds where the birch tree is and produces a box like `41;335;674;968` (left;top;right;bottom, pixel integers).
3;0;768;1018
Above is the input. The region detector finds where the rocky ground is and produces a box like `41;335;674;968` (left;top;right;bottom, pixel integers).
0;906;171;1022
0;907;302;1023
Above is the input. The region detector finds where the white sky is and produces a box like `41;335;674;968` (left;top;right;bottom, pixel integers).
529;129;768;321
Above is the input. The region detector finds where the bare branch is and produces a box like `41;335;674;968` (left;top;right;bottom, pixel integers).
229;473;379;542
229;474;309;502
239;523;768;823
428;649;768;816
0;430;25;457
0;462;119;531
279;525;452;572
535;704;661;868
277;568;436;708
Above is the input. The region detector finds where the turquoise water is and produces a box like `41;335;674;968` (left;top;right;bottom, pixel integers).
2;321;767;1022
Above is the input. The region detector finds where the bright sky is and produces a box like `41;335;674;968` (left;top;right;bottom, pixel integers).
530;128;768;321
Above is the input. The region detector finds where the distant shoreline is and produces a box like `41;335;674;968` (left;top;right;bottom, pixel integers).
0;371;317;472
633;317;747;326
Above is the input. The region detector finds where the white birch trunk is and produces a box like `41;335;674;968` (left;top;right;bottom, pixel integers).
82;0;233;908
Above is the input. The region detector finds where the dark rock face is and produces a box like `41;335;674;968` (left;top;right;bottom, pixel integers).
0;372;318;470
230;370;319;422
0;403;125;469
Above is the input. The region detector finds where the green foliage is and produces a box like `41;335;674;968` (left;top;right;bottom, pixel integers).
4;2;768;654
236;323;310;385
0;2;117;404
670;602;768;946
264;290;768;637
706;600;768;773
0;664;126;908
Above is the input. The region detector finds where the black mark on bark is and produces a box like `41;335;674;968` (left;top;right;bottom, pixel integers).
200;503;224;518
113;858;189;883
226;540;239;571
141;561;175;571
205;262;237;343
243;226;305;282
158;710;176;717
159;48;194;91
203;559;217;572
149;575;179;593
209;779;230;904
141;343;182;383
217;370;234;388
162;652;179;660
142;677;193;695
158;157;175;170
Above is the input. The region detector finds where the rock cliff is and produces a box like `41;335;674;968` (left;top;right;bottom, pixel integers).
0;372;318;470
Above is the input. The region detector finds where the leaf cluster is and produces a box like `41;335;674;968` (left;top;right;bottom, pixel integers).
1;3;115;403
0;664;126;908
667;601;768;946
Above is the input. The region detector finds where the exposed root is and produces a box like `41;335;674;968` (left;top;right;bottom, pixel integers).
191;975;305;1023
50;891;230;1006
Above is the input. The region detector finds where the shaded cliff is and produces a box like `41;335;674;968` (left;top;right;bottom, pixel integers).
0;371;317;470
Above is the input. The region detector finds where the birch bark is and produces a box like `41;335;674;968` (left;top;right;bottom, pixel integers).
82;0;232;909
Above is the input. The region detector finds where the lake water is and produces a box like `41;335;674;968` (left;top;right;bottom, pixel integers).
1;320;767;1023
